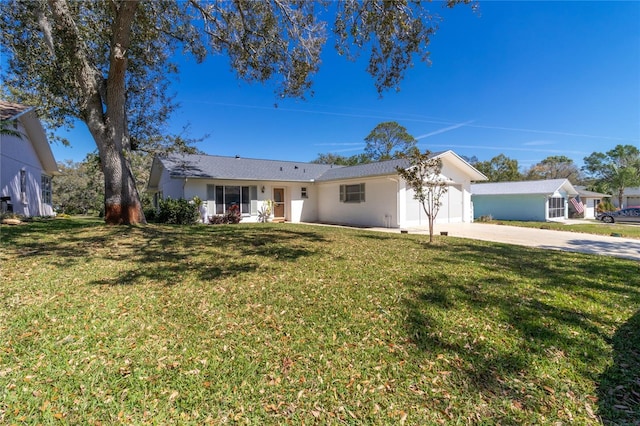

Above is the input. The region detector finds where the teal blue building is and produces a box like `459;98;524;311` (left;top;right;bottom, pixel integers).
472;179;579;222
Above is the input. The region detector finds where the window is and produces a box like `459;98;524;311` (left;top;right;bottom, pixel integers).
41;175;52;204
20;170;26;203
301;187;308;199
214;185;257;215
548;197;565;218
340;183;365;203
153;192;163;209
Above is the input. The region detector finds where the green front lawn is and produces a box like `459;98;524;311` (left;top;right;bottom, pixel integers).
1;219;638;424
480;219;640;239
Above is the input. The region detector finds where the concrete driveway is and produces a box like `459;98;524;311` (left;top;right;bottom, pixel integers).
397;222;640;261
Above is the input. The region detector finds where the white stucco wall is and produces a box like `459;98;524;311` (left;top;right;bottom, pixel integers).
0;129;54;217
289;183;317;223
153;152;479;227
317;177;399;228
582;197;600;219
159;177;319;223
399;158;475;227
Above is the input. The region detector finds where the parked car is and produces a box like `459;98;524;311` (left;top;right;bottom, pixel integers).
597;207;640;224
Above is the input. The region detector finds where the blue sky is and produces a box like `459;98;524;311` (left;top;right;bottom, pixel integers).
53;1;640;170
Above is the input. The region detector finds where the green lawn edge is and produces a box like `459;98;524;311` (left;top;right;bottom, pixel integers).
1;218;638;424
478;219;640;239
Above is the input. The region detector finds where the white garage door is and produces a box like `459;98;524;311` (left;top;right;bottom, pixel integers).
437;185;463;223
627;196;640;207
405;184;464;225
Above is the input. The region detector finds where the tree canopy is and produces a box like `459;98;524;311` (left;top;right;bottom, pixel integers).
583;144;640;207
524;155;582;183
313;120;417;165
364;121;417;161
473;154;522;182
54;156;104;215
311;152;371;166
1;0;472;224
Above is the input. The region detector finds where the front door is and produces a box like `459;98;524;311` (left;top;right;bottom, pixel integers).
273;188;285;219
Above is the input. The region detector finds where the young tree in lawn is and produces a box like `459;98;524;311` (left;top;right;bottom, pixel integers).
583;144;640;208
1;0;472;224
364;121;417;161
396;149;448;243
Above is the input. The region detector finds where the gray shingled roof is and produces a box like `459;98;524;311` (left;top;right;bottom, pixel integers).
574;186;611;198
156;151;465;185
316;158;410;181
0;100;32;121
159;154;339;182
471;179;578;196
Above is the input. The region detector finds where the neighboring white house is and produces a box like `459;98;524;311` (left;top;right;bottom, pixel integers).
147;150;487;228
0;100;58;217
471;179;579;222
612;187;640;209
573;187;611;219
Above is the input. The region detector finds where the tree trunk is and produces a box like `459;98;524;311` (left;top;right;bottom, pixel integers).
98;135;145;225
618;188;624;209
100;0;145;225
84;109;145;225
49;0;145;225
428;216;434;243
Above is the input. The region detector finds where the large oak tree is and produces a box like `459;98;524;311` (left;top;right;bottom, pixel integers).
1;0;471;224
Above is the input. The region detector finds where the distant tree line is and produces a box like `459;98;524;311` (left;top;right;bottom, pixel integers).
53;151;154;216
313;121;640;205
55;118;638;216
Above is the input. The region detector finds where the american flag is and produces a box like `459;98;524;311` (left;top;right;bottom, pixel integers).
570;197;584;213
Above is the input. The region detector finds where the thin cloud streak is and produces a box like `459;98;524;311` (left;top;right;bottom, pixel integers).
523;140;554;146
416;120;475;140
420;143;590;156
190;100;637;143
314;142;363;147
465;124;635;141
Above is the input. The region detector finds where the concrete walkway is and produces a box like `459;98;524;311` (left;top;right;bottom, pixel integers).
375;222;640;261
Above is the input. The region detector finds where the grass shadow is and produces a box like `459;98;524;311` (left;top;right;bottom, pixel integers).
597;308;640;425
401;237;640;421
1;220;328;287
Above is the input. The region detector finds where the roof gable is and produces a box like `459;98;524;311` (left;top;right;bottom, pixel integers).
0;100;58;174
435;150;487;182
0;100;31;120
